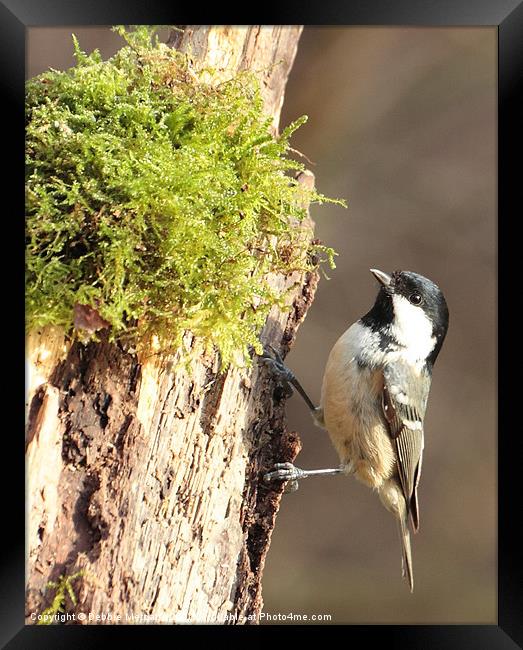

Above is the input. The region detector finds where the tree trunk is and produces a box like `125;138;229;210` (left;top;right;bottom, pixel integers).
25;25;316;625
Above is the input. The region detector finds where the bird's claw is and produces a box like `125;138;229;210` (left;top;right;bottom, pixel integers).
260;344;283;364
259;346;295;399
259;346;294;381
264;462;306;484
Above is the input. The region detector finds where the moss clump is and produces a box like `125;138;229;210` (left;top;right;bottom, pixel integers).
37;570;84;624
26;26;343;367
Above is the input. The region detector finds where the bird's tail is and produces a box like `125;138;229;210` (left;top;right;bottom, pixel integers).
379;481;415;592
397;512;414;593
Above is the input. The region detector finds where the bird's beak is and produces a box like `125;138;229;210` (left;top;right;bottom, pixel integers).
370;268;392;287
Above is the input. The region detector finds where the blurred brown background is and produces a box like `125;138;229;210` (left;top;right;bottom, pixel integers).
27;26;496;624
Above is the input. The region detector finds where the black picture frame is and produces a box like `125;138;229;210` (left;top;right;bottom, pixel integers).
6;1;518;647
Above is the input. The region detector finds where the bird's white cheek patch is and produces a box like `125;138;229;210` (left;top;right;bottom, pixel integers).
391;294;435;361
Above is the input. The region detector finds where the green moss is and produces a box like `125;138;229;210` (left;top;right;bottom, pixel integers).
37;570;84;624
26;26;344;367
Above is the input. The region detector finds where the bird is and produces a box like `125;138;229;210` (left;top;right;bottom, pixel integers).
261;268;449;592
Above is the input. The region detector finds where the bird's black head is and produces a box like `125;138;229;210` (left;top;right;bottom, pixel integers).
362;269;449;366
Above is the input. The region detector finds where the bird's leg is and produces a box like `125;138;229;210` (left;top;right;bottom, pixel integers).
264;462;344;489
260;346;335;492
259;345;318;413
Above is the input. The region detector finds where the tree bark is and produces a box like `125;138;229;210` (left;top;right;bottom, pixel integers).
25;25;316;625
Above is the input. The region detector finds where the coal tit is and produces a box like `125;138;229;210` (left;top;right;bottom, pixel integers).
262;268;449;592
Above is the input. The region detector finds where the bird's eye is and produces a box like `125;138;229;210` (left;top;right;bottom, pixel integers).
409;293;423;305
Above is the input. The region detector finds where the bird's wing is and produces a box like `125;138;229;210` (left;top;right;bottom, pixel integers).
381;362;431;531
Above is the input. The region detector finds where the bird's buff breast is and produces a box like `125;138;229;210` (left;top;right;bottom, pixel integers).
320;326;396;489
